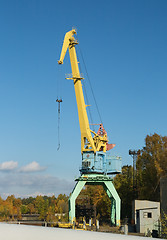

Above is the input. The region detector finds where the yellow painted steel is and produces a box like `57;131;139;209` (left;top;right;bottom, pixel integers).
58;29;108;153
58;222;72;228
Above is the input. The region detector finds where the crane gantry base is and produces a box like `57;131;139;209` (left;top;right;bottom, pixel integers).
68;174;121;226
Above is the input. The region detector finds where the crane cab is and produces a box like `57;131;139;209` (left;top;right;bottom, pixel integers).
81;151;121;175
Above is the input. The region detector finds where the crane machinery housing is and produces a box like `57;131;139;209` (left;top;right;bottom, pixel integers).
58;29;121;226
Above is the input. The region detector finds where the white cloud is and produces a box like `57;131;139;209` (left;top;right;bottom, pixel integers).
19;161;47;172
0;174;74;198
0;161;18;171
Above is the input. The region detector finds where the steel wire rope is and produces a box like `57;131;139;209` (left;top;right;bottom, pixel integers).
56;63;63;150
75;47;95;132
76;42;104;127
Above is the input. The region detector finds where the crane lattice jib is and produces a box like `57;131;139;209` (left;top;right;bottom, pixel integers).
58;29;108;153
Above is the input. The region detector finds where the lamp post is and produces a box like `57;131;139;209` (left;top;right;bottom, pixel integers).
129;150;140;198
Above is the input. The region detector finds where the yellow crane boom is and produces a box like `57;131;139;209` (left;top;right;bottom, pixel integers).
58;29;108;153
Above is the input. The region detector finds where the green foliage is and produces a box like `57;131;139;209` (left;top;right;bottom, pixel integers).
76;185;111;223
0;194;68;222
34;196;46;219
22;197;35;205
113;165;134;219
137;133;167;201
161;212;167;239
21;205;28;214
113;133;167;220
96;192;111;222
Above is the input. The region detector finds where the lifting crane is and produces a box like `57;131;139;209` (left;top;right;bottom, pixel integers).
58;29;121;226
58;29;120;175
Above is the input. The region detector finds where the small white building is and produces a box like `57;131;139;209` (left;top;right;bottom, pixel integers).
132;200;160;234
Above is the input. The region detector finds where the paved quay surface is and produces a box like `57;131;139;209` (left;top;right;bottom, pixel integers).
0;223;163;240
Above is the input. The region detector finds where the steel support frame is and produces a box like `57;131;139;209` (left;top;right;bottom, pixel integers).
68;174;121;226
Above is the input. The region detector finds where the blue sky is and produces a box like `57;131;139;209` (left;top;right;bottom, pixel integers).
0;0;167;198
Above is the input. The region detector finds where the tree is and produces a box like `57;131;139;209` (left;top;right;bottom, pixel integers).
34;196;46;220
161;212;167;238
113;165;134;219
13;198;22;219
27;203;35;214
56;194;68;214
95;187;111;223
6;195;16;220
137;133;167;201
46;205;55;222
21;205;28;214
113;133;167;220
76;185;111;223
22;197;35;205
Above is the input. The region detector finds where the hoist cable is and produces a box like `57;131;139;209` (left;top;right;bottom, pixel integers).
56;64;63;150
76;47;95;131
57;107;60;151
77;44;103;126
57;63;63;99
56;99;62;150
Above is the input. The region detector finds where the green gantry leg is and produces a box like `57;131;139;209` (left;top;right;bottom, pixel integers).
68;174;121;226
68;180;86;223
104;181;121;226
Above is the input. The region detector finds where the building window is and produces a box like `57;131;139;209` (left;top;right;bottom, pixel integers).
143;212;152;218
143;212;147;218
